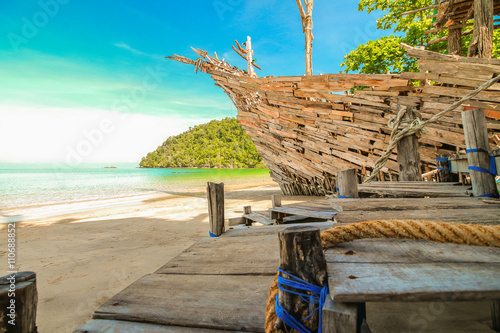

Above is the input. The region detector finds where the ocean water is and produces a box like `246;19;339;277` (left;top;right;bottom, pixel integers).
0;163;271;211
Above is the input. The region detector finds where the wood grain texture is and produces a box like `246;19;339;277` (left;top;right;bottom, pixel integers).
462;109;497;197
155;235;279;275
74;320;235;333
223;222;335;237
94;274;273;332
321;297;358;333
325;239;500;303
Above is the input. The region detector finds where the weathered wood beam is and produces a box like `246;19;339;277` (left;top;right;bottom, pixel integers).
402;4;439;16
397;106;423;182
461;109;497;197
448;26;463;55
337;169;359;198
468;0;494;58
304;0;314;76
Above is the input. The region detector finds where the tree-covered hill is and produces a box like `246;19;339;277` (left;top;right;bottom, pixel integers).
140;118;266;169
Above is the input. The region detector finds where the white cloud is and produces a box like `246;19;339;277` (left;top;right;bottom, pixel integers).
0;106;209;164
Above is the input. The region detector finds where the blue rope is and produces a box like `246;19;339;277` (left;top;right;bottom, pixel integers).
275;268;329;333
208;231;219;237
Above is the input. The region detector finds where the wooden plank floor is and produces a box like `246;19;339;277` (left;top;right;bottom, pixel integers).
79;222;333;332
270;196;500;225
325;239;500;303
76;188;500;332
358;181;472;197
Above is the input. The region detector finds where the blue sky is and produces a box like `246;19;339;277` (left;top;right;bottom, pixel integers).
0;0;386;164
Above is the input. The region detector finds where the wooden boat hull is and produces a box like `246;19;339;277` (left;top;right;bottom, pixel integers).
169;46;500;195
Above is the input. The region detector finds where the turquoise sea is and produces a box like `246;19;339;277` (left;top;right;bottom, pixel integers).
0;162;271;212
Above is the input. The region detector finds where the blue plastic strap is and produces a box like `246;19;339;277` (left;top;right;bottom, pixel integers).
436;157;449;162
468;156;497;176
476;193;497;198
275;268;329;333
335;187;351;199
208;231;219;237
468;166;493;174
466;148;489;154
437;167;450;171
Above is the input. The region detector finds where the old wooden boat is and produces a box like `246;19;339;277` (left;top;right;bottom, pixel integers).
168;43;500;195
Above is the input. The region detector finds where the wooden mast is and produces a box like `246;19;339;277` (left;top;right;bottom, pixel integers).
295;0;314;75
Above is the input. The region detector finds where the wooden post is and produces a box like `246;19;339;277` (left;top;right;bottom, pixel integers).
295;0;314;75
245;36;257;78
448;26;462;56
0;271;37;333
492;300;500;332
337;169;359;199
461;109;497;197
270;194;282;223
468;0;493;58
436;154;459;182
397;106;422;181
272;194;282;208
277;226;327;332
243;206;252;226
207;182;224;236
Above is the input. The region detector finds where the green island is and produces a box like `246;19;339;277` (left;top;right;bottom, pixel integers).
140;117;266;169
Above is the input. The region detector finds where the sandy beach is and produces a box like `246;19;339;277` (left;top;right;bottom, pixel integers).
0;180;295;332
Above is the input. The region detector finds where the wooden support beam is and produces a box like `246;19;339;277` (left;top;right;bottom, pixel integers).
436;154;459;182
337;169;359;199
207;182;225;236
461;109;497;197
277;226;327;332
448;26;463;55
304;0;314;76
270;194;282;223
468;0;494;58
397;106;423;182
321;297;358;333
272;194;282;208
0;271;38;332
492;300;500;332
243;206;252;226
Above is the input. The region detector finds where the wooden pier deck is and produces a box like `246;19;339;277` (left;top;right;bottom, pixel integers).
76;193;500;333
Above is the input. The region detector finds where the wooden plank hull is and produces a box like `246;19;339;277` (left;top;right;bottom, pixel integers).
169;46;500;195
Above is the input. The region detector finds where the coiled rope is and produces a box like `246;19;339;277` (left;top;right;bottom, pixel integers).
265;219;500;332
363;73;500;184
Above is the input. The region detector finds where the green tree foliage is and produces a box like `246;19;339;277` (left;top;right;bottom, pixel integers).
140;118;266;169
341;0;500;74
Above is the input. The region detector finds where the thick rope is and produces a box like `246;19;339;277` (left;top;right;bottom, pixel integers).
265;219;500;332
363;73;500;183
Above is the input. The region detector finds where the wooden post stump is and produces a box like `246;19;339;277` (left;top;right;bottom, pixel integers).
461;109;497;197
397;106;422;181
277;226;327;332
207;182;224;236
0;271;37;333
337;169;358;199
